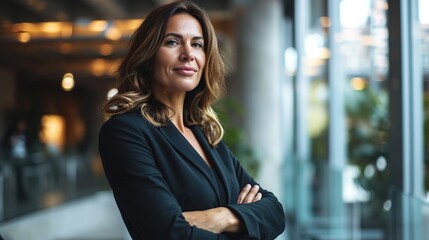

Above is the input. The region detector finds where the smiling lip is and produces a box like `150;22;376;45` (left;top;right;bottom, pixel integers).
173;66;197;76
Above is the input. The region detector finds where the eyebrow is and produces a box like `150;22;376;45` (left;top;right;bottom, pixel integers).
163;32;204;41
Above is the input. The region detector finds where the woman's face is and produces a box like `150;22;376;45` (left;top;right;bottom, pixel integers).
152;13;206;97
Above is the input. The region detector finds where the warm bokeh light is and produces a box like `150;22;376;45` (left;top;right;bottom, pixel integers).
62;73;75;91
39;114;65;151
41;22;62;33
351;77;367;90
61;24;73;38
88;20;108;32
60;43;73;54
320;16;331;28
91;59;107;76
115;19;143;31
99;44;113;56
5;19;142;42
12;22;32;32
17;32;31;43
105;27;122;40
91;58;106;76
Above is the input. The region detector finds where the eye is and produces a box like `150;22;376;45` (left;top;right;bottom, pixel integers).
165;39;179;46
192;42;204;48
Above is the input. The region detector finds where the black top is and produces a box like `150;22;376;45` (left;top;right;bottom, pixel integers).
211;167;227;205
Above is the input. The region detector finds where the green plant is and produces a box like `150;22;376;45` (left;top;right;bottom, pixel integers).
215;99;260;178
346;87;390;221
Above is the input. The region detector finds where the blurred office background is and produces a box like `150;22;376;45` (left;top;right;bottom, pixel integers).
0;0;428;239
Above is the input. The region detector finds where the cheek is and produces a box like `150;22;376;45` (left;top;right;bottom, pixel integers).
154;49;174;69
152;63;163;82
199;52;206;66
153;54;170;79
197;54;206;71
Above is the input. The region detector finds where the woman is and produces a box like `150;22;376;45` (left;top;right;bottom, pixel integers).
99;1;285;239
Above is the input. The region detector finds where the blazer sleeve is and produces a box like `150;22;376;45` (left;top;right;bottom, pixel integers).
219;143;286;240
99;115;237;240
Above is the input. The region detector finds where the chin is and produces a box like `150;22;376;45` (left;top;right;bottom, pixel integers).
180;80;200;91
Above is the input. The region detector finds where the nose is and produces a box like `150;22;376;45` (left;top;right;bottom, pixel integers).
179;45;195;61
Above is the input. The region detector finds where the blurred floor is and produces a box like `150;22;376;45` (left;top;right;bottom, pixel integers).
0;190;130;240
0;154;129;240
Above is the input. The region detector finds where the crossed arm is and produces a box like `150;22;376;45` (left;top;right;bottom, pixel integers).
100;116;285;239
183;184;262;234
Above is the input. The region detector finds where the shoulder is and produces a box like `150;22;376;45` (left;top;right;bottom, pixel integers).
101;109;149;131
98;109;158;154
99;109;157;140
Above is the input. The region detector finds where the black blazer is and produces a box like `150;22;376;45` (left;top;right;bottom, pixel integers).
99;109;285;240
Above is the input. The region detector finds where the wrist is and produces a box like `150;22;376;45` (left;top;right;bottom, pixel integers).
221;207;241;233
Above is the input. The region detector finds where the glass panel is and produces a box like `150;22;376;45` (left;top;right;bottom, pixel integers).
289;0;428;239
306;0;329;164
340;0;390;235
419;0;429;199
304;0;330;223
389;189;429;239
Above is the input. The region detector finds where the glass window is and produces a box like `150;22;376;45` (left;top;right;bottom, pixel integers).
340;0;390;229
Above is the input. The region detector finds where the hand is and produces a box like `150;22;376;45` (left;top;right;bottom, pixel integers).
237;184;262;204
183;207;240;234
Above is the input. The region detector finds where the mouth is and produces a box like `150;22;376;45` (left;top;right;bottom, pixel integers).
173;66;197;76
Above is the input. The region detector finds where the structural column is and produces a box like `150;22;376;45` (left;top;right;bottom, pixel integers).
388;0;424;239
292;0;312;229
233;0;285;202
327;0;347;231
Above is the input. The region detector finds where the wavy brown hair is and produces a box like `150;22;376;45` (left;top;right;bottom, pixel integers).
103;0;225;146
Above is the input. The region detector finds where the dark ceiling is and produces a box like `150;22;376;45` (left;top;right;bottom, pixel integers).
0;0;232;23
0;0;234;87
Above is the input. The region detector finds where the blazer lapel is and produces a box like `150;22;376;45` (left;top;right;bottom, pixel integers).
159;121;220;203
191;126;232;203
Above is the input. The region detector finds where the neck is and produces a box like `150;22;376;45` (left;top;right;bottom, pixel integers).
157;96;187;133
152;88;188;133
170;111;186;133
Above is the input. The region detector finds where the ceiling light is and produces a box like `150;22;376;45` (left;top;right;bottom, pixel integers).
17;32;31;43
62;73;75;91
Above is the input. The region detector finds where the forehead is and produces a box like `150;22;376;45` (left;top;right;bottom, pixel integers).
165;13;203;36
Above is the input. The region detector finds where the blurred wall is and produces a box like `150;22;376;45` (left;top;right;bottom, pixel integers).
0;68;15;139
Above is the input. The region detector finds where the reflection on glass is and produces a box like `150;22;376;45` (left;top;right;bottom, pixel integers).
284;47;297;76
340;0;371;28
419;0;429;24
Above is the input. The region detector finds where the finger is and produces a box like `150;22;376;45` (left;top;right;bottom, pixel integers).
243;185;260;204
253;192;262;202
237;184;251;203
